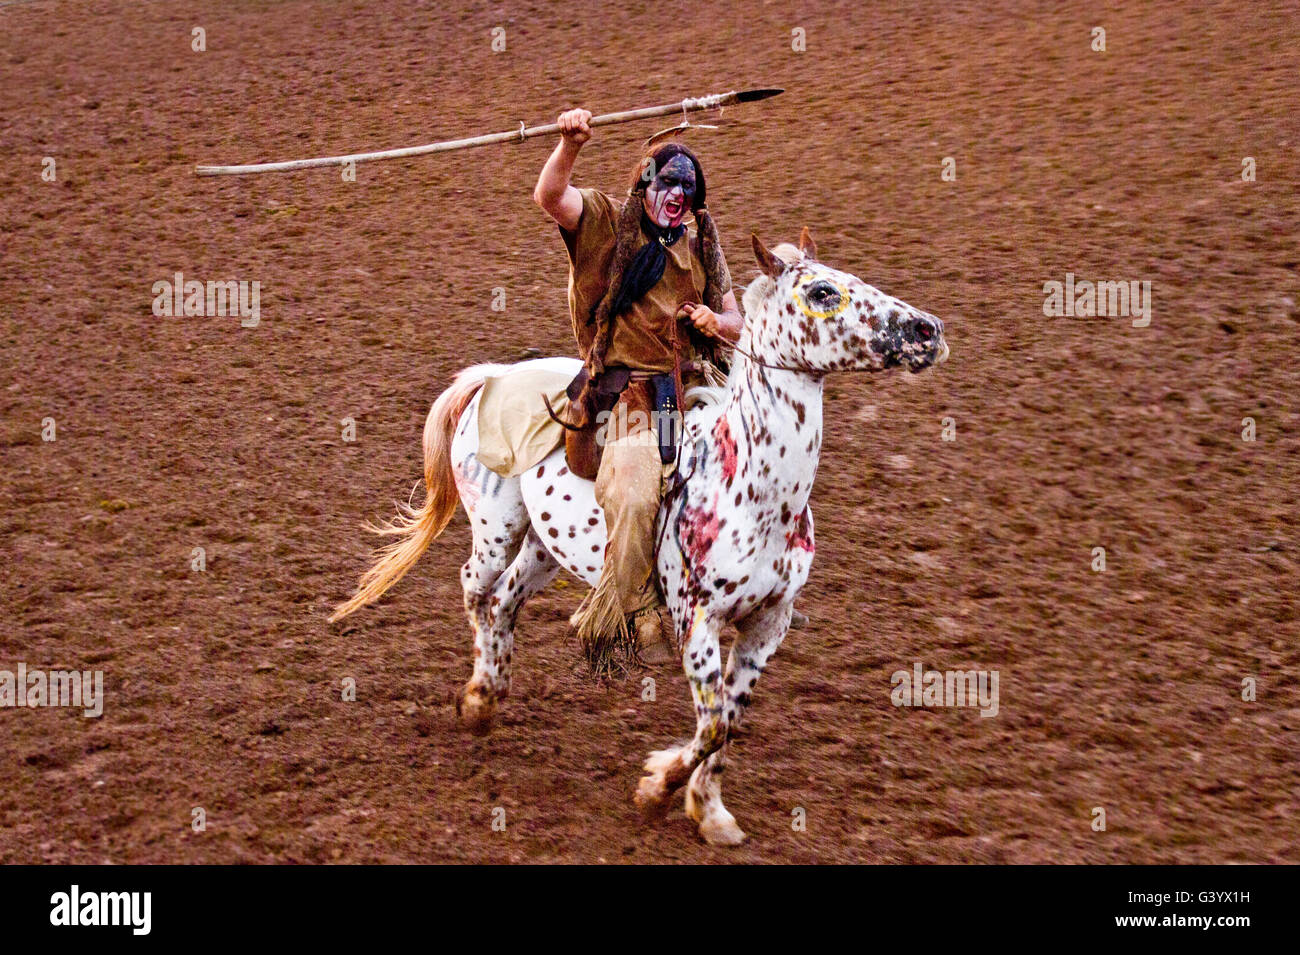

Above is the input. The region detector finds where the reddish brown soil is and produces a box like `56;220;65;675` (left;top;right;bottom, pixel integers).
1;0;1297;863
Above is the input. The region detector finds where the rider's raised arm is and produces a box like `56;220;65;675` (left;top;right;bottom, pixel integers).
533;108;590;232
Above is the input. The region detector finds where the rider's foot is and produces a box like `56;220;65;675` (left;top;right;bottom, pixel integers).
633;609;678;666
790;608;810;630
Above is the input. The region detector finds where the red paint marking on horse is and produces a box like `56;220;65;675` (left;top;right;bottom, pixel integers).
712;415;737;481
454;461;482;511
681;503;720;563
786;509;815;554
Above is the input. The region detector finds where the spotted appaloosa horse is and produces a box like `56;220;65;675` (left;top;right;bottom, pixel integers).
331;230;947;845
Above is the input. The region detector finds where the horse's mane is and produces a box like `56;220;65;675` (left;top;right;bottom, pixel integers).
684;383;726;410
771;242;805;263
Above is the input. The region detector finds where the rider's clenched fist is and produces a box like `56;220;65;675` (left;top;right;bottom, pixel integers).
558;108;593;146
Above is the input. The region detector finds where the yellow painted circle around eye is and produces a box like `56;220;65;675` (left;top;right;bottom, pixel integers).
793;274;851;319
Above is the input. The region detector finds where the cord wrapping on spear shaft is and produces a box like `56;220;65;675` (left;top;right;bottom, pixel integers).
680;92;727;110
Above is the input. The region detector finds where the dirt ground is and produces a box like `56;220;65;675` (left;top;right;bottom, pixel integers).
1;0;1297;864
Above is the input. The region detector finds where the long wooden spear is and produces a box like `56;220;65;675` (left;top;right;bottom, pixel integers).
194;88;783;177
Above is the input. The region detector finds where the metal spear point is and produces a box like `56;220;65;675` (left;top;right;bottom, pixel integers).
194;88;784;177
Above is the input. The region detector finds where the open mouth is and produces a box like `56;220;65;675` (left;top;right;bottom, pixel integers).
663;197;684;220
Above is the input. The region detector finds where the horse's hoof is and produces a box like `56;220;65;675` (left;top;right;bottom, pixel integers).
456;686;496;736
634;775;671;819
698;810;747;846
634;747;684;817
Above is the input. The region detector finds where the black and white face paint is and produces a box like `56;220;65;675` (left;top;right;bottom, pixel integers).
642;154;697;229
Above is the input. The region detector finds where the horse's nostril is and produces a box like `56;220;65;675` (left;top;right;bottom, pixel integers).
916;321;933;341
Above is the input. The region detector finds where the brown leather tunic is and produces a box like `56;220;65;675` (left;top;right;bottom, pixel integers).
560;188;731;373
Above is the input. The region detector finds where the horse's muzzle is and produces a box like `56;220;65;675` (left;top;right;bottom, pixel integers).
901;313;946;371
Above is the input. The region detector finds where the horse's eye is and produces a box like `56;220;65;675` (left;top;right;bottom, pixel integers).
806;282;840;309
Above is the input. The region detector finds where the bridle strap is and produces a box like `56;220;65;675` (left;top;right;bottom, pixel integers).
728;341;819;375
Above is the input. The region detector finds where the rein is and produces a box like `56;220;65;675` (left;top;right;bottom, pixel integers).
726;340;821;375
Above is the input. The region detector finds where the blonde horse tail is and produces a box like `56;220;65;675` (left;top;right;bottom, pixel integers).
330;365;497;622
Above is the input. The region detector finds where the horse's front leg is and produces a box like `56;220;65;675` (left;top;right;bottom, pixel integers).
685;601;793;846
634;605;727;818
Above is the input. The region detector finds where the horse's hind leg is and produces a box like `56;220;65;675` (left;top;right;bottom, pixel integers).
458;529;559;733
454;452;530;734
684;601;793;846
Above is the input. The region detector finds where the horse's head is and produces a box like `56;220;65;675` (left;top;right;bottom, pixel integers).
740;230;948;374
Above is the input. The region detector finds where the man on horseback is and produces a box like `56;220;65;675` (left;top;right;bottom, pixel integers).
533;107;743;666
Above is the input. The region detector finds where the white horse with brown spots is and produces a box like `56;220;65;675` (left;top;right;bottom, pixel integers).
332;232;947;845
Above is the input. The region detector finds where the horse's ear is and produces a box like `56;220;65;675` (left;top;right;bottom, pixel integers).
798;226;818;260
751;233;786;279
